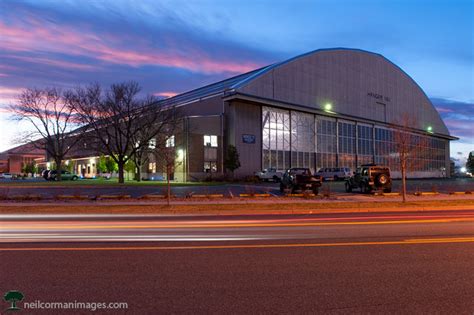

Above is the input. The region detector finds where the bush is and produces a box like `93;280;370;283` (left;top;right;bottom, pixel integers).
243;175;259;183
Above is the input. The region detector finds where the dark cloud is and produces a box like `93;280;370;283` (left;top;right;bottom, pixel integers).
431;98;474;141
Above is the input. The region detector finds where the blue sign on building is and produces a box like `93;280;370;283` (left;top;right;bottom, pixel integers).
242;134;256;144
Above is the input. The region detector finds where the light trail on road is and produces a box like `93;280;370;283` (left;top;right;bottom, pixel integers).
1;211;473;243
1;236;474;251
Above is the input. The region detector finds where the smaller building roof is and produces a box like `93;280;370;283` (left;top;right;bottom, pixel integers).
153;65;272;108
0;142;45;157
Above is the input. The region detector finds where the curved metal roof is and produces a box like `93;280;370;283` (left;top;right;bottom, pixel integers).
156;48;450;136
160;48;432;109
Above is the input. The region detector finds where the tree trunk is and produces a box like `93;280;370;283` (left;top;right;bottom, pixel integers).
136;163;142;182
118;160;125;184
55;159;62;181
401;163;407;203
167;167;171;206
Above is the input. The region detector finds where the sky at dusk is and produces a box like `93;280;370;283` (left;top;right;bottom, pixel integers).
0;0;473;163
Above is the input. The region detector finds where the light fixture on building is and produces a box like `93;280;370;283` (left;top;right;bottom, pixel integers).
427;126;433;133
324;103;333;112
177;149;184;161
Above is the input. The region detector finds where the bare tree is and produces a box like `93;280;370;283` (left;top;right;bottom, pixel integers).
391;114;430;202
68;81;179;183
130;97;181;182
157;145;183;206
10;88;84;180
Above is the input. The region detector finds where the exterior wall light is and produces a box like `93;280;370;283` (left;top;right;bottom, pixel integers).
324;103;332;112
177;149;184;161
427;126;433;133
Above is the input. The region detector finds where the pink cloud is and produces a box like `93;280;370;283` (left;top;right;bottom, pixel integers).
0;87;24;105
435;107;454;113
6;55;97;71
0;18;263;75
153;91;178;98
443;118;474;139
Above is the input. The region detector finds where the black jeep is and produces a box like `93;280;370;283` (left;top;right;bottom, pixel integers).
345;164;392;193
279;168;322;195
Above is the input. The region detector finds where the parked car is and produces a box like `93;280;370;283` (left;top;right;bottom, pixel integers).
100;172;112;180
41;170;51;180
279;168;322;194
2;173;13;179
315;167;352;181
254;168;283;182
345;164;392;193
47;170;79;181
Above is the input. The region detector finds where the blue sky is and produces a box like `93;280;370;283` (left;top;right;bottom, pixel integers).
0;0;473;163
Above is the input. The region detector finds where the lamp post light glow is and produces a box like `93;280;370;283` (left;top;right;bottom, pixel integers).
427;126;433;133
324;103;332;112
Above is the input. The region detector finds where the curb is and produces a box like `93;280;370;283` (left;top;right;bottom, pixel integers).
414;192;440;196
96;194;131;200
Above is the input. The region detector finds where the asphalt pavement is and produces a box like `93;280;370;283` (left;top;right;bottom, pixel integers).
1;210;473;313
0;177;473;199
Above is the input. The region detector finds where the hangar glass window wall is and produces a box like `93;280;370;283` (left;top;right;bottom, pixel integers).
291;111;315;169
316;116;337;169
261;107;446;174
375;127;446;173
357;124;374;166
262;107;290;170
338;120;356;170
430;138;446;171
375;127;396;169
403;134;446;172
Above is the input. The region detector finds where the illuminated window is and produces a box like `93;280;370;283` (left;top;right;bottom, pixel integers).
204;161;217;173
204;135;218;172
148;162;156;173
148;138;156;149
316;116;337;169
166;135;175;148
262;107;290;170
290;111;315;169
338;120;356;170
203;135;218;147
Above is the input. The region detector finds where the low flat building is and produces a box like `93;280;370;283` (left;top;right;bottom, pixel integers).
0;143;45;175
2;48;457;180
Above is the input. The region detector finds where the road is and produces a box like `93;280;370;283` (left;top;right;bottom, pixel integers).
1;210;473;314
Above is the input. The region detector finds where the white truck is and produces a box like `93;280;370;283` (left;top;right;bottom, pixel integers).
254;168;283;182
